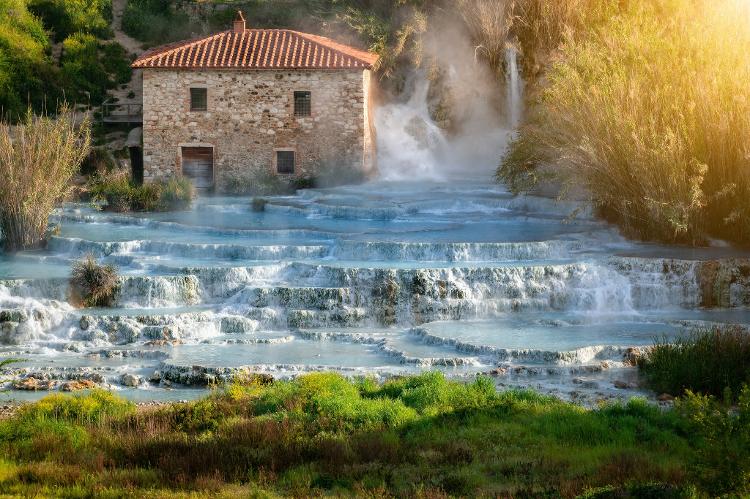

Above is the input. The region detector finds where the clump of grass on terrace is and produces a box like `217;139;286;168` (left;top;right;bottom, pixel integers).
0;372;710;497
90;171;194;212
639;326;750;401
69;254;119;307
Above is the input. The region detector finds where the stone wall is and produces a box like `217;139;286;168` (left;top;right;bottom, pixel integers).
141;68;374;190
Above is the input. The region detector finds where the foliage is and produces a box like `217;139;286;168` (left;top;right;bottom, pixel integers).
90;172;194;212
0;372;725;496
69;254;119;307
0;0;63;119
638;327;750;402
61;33;132;104
677;387;750;495
79;147;115;176
0;108;91;251
27;0;112;42
502;0;750;245
122;0;202;47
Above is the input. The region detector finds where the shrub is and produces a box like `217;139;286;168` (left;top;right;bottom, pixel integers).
69;254;119;307
122;0;202;46
638;327;750;401
158;178;195;211
28;0;113;42
677;387;750;495
504;0;750;244
60;35;131;105
90;173;194;212
80;148;115;176
0;108;91;251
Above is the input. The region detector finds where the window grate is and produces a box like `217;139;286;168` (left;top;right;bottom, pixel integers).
294;91;311;117
190;88;207;111
276;151;295;174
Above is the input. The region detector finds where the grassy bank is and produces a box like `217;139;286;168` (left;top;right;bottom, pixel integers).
638;327;750;402
0;372;748;496
501;0;750;245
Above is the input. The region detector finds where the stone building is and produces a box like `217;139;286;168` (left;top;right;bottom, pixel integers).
132;12;378;191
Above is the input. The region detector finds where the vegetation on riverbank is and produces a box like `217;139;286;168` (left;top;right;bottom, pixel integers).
0;109;91;251
638;327;750;403
0;372;747;496
501;0;750;245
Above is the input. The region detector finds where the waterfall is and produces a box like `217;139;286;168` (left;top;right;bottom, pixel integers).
505;46;523;129
374;75;450;181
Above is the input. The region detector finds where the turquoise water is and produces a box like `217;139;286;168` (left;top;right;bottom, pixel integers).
1;177;749;402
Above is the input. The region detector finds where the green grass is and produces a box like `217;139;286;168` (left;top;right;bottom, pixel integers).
1;372;746;497
90;173;195;212
638;327;750;402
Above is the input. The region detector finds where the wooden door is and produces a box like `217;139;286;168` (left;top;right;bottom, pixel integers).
181;147;214;190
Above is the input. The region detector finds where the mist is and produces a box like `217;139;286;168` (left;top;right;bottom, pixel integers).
375;8;522;181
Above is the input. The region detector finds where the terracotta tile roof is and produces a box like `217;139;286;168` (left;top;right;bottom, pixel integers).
132;29;379;70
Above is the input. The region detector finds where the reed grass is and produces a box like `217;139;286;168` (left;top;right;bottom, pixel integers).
501;0;750;244
0;108;91;251
639;326;750;401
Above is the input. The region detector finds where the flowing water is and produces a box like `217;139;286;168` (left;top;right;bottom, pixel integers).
2;170;750;403
2;62;750;403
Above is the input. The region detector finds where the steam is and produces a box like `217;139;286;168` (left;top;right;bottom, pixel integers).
375;13;523;181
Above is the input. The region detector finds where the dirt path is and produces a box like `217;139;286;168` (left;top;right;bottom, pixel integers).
108;0;143;104
111;0;144;55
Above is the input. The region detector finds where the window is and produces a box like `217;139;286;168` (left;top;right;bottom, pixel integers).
294;91;311;117
190;88;207;111
276;150;295;174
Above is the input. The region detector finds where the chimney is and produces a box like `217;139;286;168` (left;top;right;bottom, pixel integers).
233;10;246;33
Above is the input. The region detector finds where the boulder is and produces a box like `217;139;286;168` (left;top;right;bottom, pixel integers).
120;374;143;387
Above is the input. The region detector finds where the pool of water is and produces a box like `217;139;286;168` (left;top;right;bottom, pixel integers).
1;176;749;403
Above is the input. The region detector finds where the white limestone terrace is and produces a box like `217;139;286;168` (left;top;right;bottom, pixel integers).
2;178;750;404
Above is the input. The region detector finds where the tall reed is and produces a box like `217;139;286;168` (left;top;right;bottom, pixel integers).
503;0;750;244
0;108;91;251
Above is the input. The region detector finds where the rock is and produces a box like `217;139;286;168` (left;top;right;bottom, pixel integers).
60;379;98;392
488;367;506;376
613;380;629;389
120;374;142;387
79;316;91;331
14;377;55;391
144;339;183;347
657;393;674;402
220;316;258;334
148;370;162;383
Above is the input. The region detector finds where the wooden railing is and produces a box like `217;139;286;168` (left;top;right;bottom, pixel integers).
101;99;143;124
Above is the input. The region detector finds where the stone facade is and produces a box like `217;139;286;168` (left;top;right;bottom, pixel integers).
141;68;375;191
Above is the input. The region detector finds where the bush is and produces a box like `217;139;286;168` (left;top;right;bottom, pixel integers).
677;387;750;495
638;327;750;401
28;0;113;42
90;173;194;212
0;0;65;121
80;148;115;176
0;108;91;251
158;177;195;211
504;0;750;245
61;34;131;105
69;254;119;307
122;0;202;46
